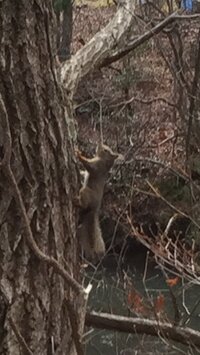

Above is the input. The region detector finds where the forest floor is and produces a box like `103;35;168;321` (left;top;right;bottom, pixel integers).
73;3;200;250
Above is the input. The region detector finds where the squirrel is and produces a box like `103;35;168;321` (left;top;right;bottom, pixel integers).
75;144;119;260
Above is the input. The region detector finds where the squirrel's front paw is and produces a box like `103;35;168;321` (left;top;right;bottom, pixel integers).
75;148;82;158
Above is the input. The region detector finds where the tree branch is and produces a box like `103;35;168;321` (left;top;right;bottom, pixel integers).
85;311;200;349
8;316;33;355
61;0;135;93
61;2;200;95
100;13;200;68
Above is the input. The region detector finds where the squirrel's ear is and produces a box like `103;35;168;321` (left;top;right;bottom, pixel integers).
112;152;120;159
114;153;124;161
96;144;103;155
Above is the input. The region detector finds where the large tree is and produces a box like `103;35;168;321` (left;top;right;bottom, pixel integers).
0;0;135;354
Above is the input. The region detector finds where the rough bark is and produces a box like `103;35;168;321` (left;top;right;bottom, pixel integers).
1;0;199;353
0;0;143;353
0;1;81;354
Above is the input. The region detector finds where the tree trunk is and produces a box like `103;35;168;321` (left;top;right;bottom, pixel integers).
58;0;73;62
0;0;139;353
0;1;80;354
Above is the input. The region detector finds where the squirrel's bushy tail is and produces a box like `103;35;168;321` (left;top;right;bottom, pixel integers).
77;211;105;260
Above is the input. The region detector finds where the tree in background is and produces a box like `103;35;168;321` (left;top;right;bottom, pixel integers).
54;0;73;61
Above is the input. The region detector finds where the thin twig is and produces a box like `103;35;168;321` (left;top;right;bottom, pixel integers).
182;297;200;326
8;316;33;355
161;267;180;326
146;180;200;231
99;98;104;145
127;215;200;286
101;13;200;68
133;156;200;194
110;96;176;109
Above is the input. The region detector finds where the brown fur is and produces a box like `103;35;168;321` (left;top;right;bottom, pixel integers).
76;144;119;259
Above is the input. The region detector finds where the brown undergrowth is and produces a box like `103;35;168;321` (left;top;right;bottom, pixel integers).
73;4;200;250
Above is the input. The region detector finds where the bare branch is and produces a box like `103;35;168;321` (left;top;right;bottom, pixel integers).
110;95;176;109
60;2;200;95
127;216;200;285
85;311;200;349
133;157;200;194
146;180;200;231
100;13;200;68
61;0;135;93
8;316;33;355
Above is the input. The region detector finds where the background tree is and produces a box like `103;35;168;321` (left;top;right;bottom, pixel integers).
54;0;73;61
69;1;200;353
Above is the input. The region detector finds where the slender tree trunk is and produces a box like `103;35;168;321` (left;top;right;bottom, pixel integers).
58;0;73;62
0;1;80;354
56;10;61;52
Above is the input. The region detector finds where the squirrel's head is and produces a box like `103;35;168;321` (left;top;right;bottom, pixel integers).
96;144;119;163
